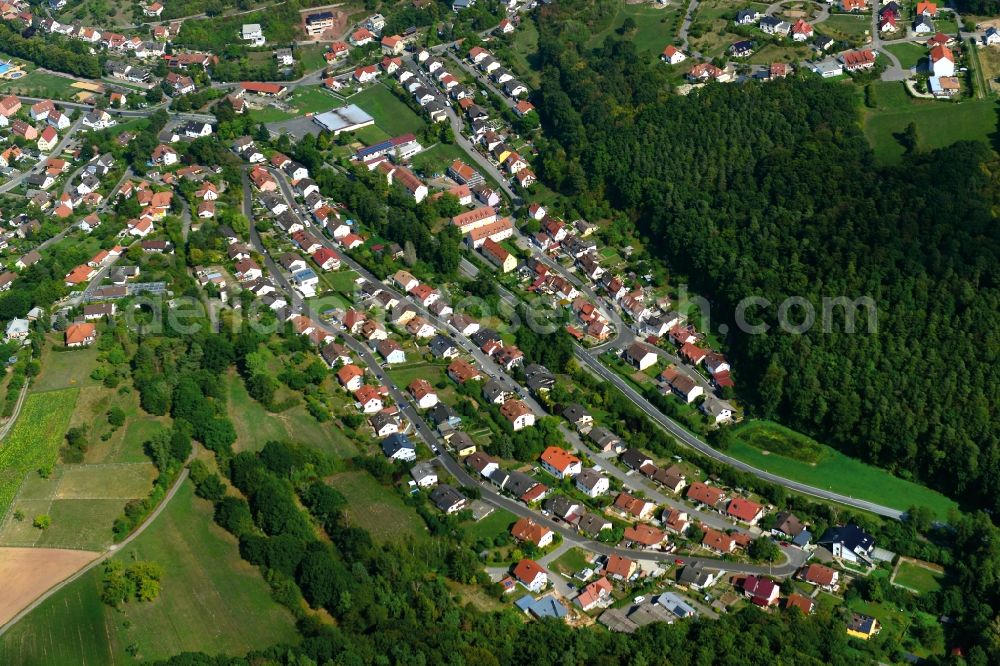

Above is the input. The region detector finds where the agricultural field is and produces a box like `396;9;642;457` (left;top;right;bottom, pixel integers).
350;84;427;136
862;82;997;163
0;389;78;517
726;420;958;518
327;471;430;544
0;481;298;664
0;547;100;627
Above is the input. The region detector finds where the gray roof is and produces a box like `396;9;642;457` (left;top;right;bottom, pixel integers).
505;471;538;498
429;484;466;512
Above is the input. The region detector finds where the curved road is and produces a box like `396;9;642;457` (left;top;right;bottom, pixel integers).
245;173;805;577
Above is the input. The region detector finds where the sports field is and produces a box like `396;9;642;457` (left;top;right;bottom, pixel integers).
0;481;298;664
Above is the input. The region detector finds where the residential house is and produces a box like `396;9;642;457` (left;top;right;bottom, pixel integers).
847;613;881;640
660;44;687;64
410;461;439;488
727;497;764;525
801;563;840;591
613;492;656;520
65;322;96;347
678;562;719;590
408;378;439;409
511;517;554;548
500;399;535;431
513;558;548;593
336;364;365;391
575;577;613;611
575;469;609;498
354;385;383;413
430;484;468;514
686;482;726;508
605;555;637;581
540;446;581;479
743;575;779;607
702;529;736;554
625;342;658;371
817;525;876;565
381;433;416;462
623;524;667;549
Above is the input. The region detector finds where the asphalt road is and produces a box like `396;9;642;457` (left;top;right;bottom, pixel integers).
574;349;904;520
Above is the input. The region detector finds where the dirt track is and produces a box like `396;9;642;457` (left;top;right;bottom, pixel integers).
0;547;100;626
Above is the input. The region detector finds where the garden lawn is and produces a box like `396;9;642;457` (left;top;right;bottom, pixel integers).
0;480;299;664
819;14;871;40
463;507;515;543
550;547;593;576
327;471;430;544
0;389;78;516
297;44;329;72
863;91;997;163
884;42;927;70
411;143;475;178
724;432;957;519
894;559;943;594
350;84;426;136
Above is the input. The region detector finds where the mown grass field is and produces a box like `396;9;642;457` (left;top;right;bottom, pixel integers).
350;84;426;136
0;71;78;101
894;559;944;594
0;389;78;517
0;480;298;664
463;507;515;543
410;142;473;178
225;373;357;458
731;421;824;463
551;547;593;576
884;42;927;70
327;471;430;544
586;2;687;58
862;81;998;163
726;422;958;519
32;345;99;392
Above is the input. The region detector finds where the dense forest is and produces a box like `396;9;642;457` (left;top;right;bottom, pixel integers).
952;0;1000;16
531;3;999;517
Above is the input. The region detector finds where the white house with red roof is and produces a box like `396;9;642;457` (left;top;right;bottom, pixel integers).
661;45;686;64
